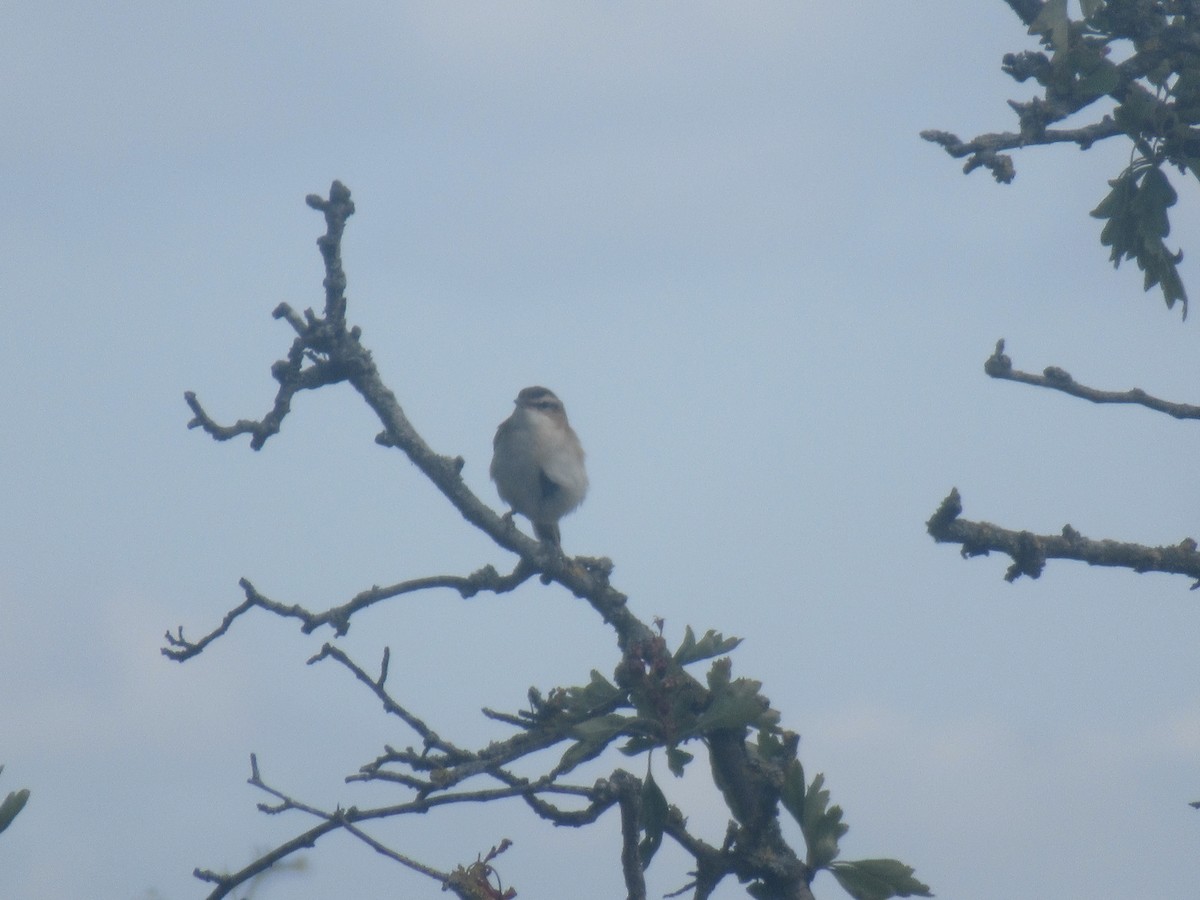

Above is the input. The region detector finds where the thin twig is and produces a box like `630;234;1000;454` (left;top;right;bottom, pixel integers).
308;643;467;756
984;339;1200;420
162;562;537;660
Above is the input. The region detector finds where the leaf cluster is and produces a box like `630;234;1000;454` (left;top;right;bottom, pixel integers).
774;742;932;900
0;765;29;837
927;0;1200;315
552;627;763;780
1091;160;1186;311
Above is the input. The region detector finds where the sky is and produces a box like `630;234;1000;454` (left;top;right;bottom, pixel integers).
3;2;1200;898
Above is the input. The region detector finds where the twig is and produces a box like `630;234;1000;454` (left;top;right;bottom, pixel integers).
984;339;1200;420
663;807;730;900
927;488;1200;586
305;181;355;325
163;562;538;660
338;818;451;884
614;770;648;900
308;643;467;756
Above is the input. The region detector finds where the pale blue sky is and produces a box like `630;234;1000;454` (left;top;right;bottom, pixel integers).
3;3;1200;898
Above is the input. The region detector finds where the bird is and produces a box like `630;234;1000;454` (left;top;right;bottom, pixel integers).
490;386;588;547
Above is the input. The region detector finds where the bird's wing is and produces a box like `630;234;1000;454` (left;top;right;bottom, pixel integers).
537;468;562;501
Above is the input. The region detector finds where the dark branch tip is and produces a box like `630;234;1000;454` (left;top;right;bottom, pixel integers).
926;488;963;535
984;339;1012;377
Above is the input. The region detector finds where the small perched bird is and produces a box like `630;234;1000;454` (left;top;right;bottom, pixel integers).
490;386;588;547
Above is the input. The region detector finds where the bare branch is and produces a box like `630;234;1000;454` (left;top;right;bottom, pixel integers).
308;643;468;757
920;118;1123;183
927;488;1200;586
338;818;454;886
184;183;362;451
663;806;730;900
195;757;342;900
984;339;1200;420
613;770;648;900
198;752;530;900
162;593;256;661
515;777;619;826
175;183;916;899
304;180;355;325
163;561;539;660
177;182;632;659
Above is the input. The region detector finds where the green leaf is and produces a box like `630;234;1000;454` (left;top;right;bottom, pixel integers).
559;713;631;772
694;673;779;734
583;669;622;702
1029;0;1069;54
571;712;630;741
1075;63;1119;97
674;626;742;667
1114;86;1160;139
0;789;30;835
638;772;668;866
665;746;694;777
1158;261;1188;316
557;670;623;716
706;657;732;692
1090;171;1133;222
1171;69;1200;120
756;727;787;762
829;859;933;900
605;714;662;759
1133;166;1176;239
780;758;807;828
1090;165;1188;317
798;772;848;870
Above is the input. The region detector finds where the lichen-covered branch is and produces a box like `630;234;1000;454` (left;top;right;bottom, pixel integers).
927;488;1200;586
614;770;649;900
923;1;1187;177
173;183;926;900
984;339;1200;420
925;1;1199;314
920;117;1123;182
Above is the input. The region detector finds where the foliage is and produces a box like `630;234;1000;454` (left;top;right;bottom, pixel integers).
923;0;1200;315
0;765;29;837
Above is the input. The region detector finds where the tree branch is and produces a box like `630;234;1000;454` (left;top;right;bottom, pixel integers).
174;182;920;900
662;807;731;900
983;339;1200;419
921;1;1176;179
162;563;537;660
920;118;1123;182
613;770;648;900
927;487;1200;586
